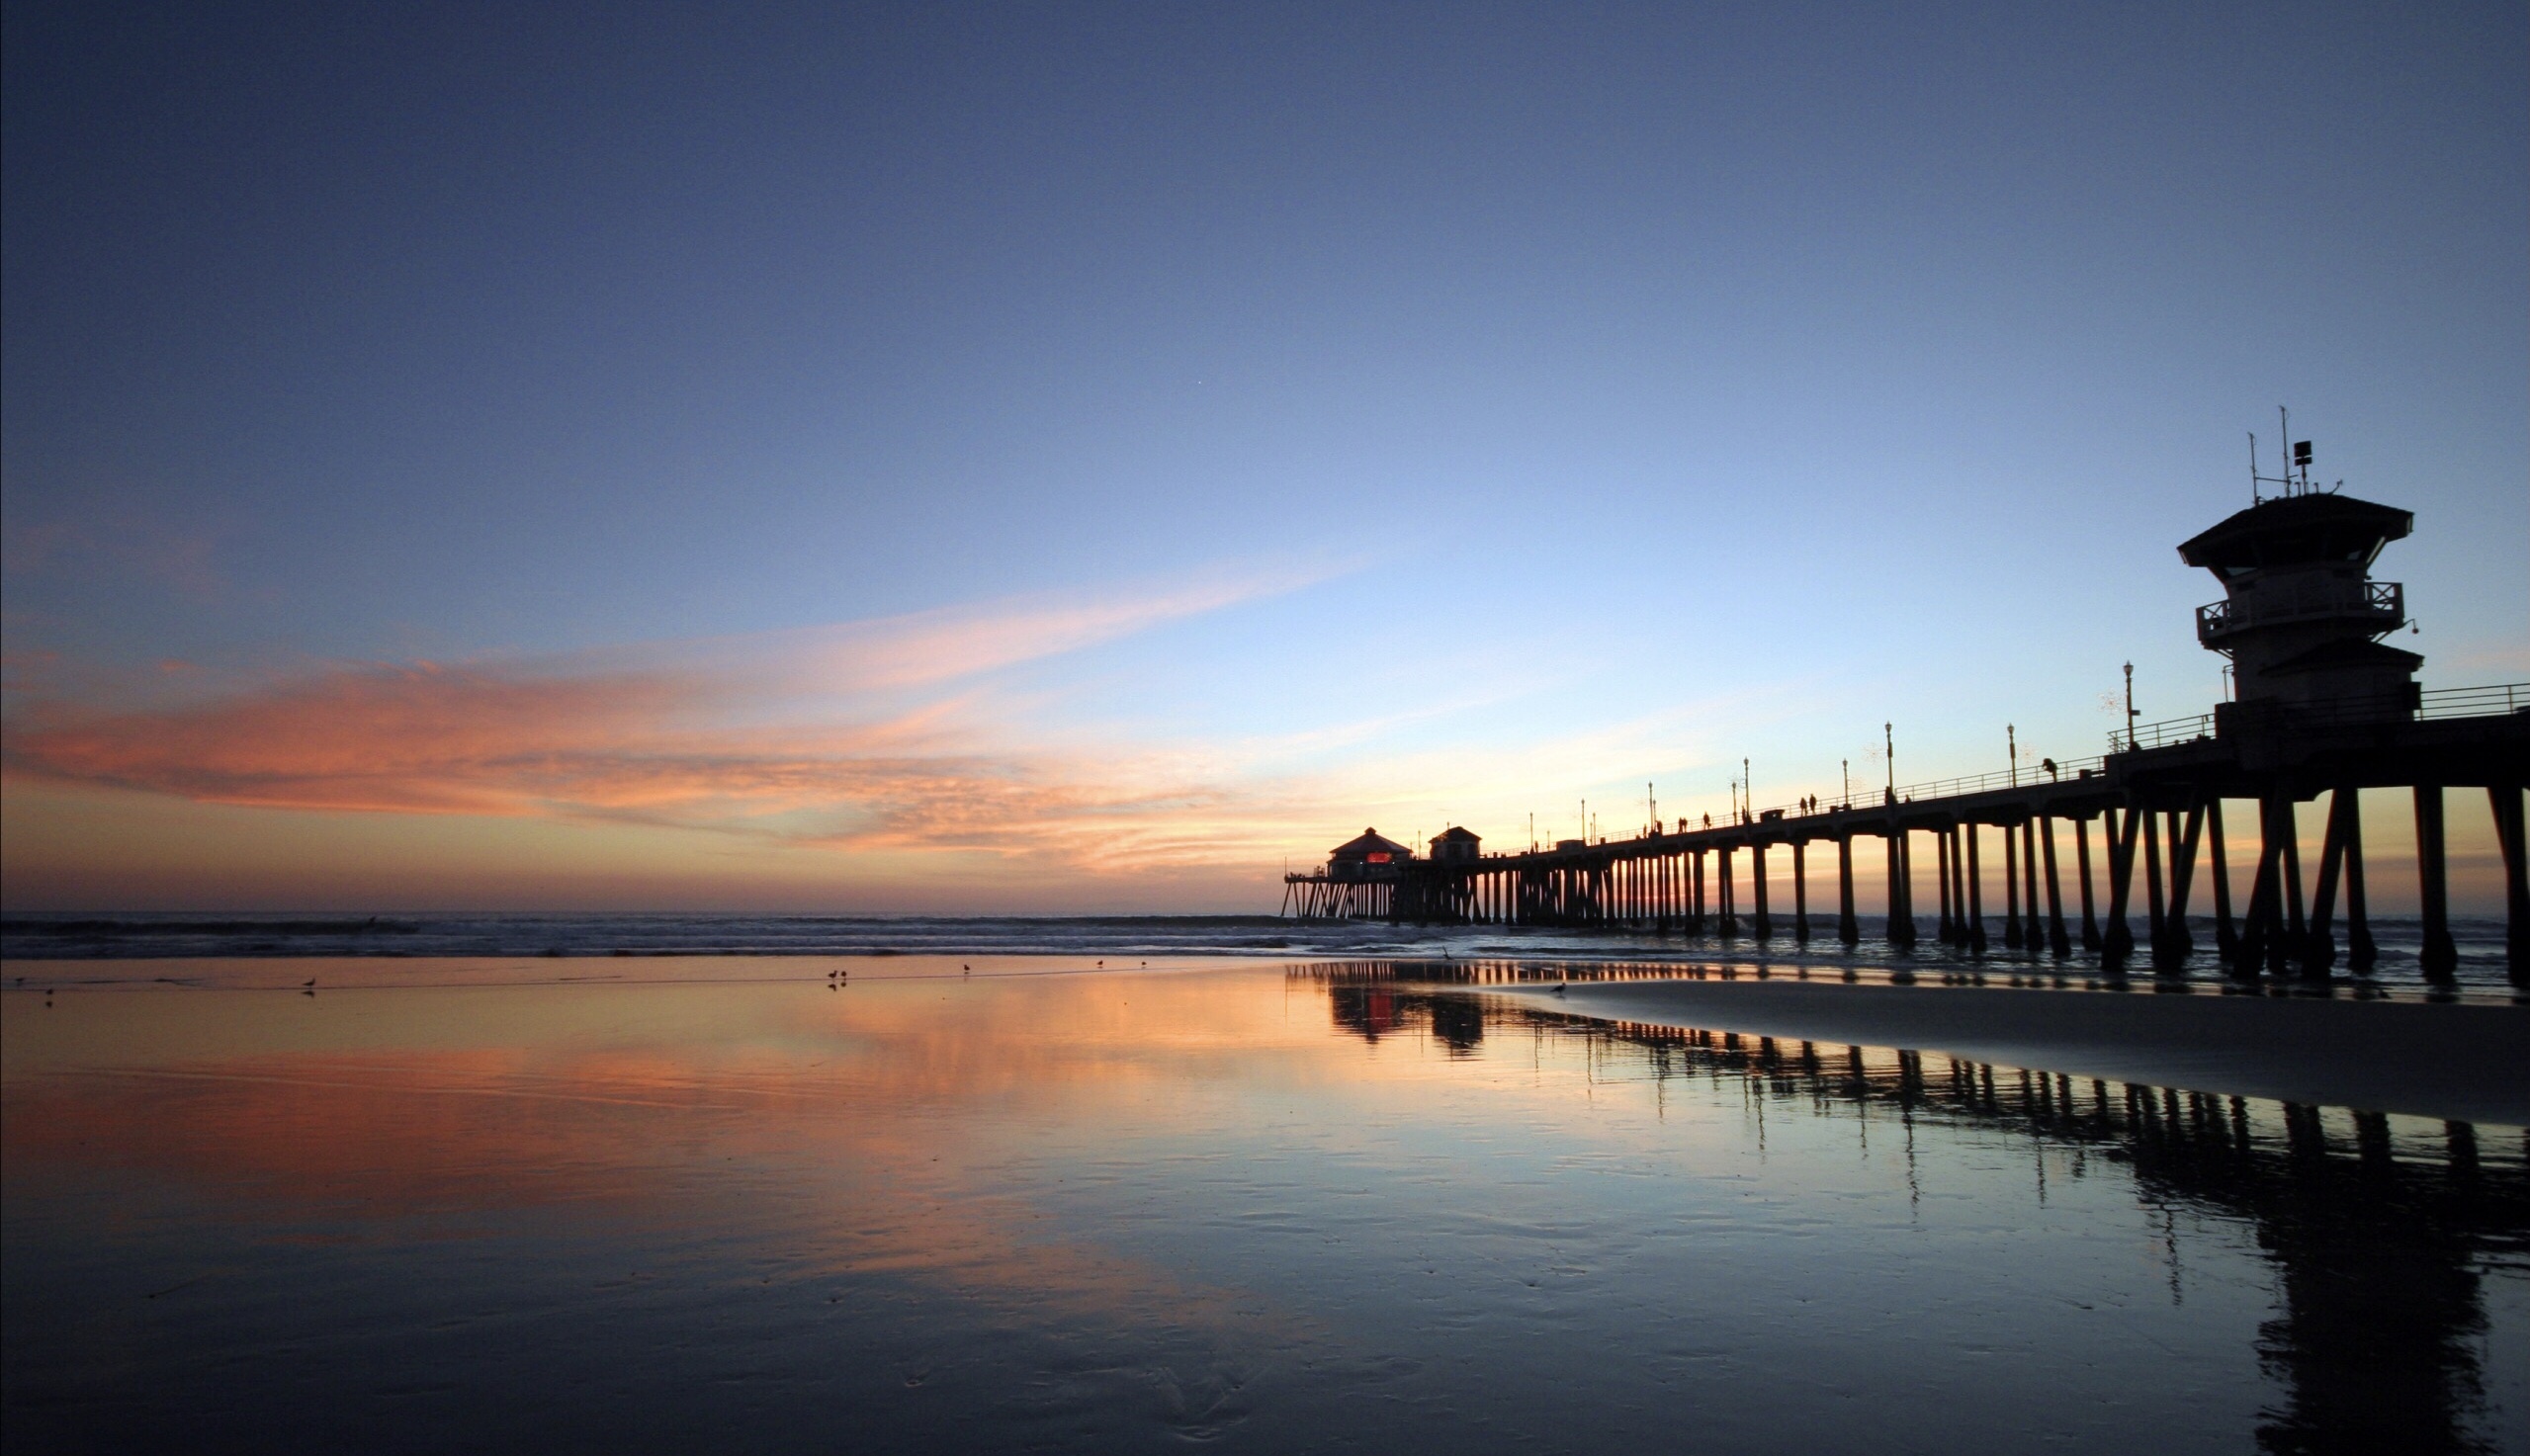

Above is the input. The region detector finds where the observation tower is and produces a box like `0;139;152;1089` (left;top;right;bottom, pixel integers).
2178;439;2421;723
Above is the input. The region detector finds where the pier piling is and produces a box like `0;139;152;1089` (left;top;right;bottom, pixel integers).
2415;786;2457;983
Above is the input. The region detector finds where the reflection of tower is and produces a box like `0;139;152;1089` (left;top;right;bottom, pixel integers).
2223;1110;2501;1456
2179;466;2420;719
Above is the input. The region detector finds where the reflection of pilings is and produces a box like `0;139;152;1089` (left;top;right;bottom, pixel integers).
1302;969;2528;1456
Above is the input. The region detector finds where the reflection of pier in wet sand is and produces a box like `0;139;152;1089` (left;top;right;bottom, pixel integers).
1304;962;2529;1456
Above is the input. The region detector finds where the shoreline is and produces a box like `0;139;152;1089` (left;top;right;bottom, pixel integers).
1491;979;2530;1127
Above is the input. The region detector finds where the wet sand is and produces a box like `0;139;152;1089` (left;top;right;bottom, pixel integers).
1494;980;2530;1127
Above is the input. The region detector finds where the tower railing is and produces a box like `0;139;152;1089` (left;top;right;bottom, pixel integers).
2195;579;2403;645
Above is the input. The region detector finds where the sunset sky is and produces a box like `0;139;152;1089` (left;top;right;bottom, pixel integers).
4;2;2523;911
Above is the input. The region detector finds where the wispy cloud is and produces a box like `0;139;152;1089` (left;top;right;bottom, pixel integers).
1;565;1357;872
5;556;1841;895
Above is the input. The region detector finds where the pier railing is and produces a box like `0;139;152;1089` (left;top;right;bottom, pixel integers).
1740;681;2527;825
1744;756;2113;822
2418;681;2530;719
2115;713;2218;752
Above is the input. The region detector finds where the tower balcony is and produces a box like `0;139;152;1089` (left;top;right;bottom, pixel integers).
2197;579;2402;647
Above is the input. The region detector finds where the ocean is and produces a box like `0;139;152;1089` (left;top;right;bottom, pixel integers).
4;910;2517;995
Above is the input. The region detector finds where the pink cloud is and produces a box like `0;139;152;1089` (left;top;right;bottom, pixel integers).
1;569;1339;871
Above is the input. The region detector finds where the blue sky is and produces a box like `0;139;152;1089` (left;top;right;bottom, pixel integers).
4;1;2523;909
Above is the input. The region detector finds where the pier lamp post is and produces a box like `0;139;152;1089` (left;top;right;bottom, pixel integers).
1884;724;1894;800
2124;662;2137;749
2008;725;2017;787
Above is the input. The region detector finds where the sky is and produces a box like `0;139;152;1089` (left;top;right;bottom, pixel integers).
3;1;2524;912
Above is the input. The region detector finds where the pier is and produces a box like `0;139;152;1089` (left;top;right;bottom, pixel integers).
1282;471;2530;984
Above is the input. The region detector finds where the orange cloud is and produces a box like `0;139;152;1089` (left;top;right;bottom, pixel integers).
0;570;1344;873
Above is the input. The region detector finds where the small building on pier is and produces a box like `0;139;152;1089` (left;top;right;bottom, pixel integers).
1429;826;1482;864
1329;828;1414;883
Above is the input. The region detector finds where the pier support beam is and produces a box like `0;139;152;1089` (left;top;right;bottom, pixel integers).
2022;819;2043;961
1887;827;1917;950
1965;824;1987;953
1715;846;1735;936
1753;843;1773;941
2238;793;2296;978
2343;794;2376;973
2143;807;2170;971
2163;806;2202;961
1792;842;1810;943
2415;786;2457;984
1935;829;1956;944
2002;823;2023;949
2493;786;2529;985
1837;835;1859;945
2041;816;2069;958
2207;801;2236;962
2102;803;2140;971
1953;828;1973;955
2281;797;2308;975
2073;815;2098;951
2301;788;2357;981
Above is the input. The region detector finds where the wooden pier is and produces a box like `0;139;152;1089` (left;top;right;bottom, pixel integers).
1282;483;2530;984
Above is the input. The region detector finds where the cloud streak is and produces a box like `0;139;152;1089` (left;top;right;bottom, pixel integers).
3;567;1350;872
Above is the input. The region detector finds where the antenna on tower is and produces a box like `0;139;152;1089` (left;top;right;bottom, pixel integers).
2249;407;2305;501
